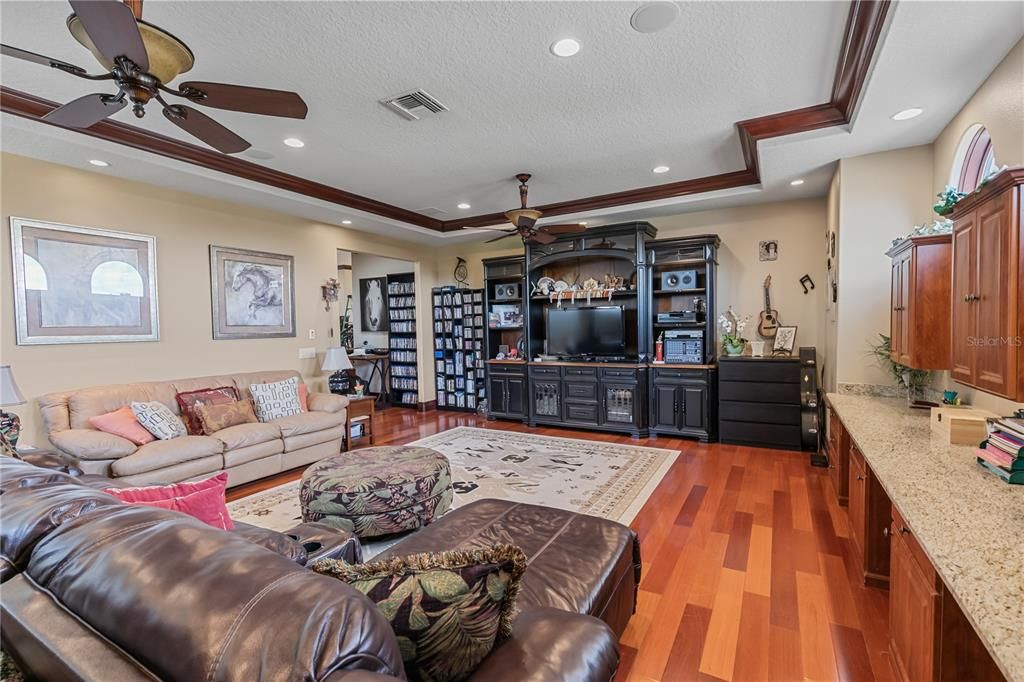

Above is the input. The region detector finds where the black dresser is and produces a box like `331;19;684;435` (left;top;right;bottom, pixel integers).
718;357;803;450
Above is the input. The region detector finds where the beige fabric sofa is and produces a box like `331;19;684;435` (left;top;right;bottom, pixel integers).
38;370;349;488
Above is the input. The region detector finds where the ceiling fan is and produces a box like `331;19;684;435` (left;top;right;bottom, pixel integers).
477;174;587;244
0;0;307;154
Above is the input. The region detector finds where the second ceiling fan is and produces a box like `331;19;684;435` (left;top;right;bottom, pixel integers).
476;174;587;244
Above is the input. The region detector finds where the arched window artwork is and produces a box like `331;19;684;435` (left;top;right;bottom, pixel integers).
23;255;48;291
90;261;144;296
950;125;998;192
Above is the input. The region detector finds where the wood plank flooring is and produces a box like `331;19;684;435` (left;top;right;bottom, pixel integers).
228;407;895;682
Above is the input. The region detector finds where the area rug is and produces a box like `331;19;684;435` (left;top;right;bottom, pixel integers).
228;426;678;539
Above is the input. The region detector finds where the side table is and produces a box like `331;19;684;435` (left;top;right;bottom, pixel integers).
344;395;376;451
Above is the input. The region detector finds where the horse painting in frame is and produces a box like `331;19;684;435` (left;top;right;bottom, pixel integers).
210;245;295;339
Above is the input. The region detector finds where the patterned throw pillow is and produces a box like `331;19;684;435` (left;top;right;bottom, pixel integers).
175;386;239;435
196;399;258;435
312;544;526;682
249;377;302;422
130;401;187;440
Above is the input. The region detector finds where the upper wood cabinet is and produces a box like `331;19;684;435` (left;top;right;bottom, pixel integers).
885;235;952;369
949;168;1023;401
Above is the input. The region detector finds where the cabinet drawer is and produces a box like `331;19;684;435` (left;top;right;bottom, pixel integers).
719;400;800;426
891;505;936;585
565;402;600;424
719;380;800;404
488;366;525;377
654;367;706;382
720;420;802;448
563;366;597;378
564;381;598;402
719;360;800;383
600;367;638;381
529;366;561;378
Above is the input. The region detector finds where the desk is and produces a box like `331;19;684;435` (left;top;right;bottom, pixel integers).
344;395;376;451
350;353;390;405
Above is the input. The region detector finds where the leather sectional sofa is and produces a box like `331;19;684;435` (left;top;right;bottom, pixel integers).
37;370;348;487
0;457;637;681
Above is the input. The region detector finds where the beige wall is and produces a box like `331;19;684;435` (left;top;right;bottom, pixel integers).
437;199;829;353
0;153;440;446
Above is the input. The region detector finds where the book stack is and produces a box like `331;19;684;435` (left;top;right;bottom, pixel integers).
975;417;1024;484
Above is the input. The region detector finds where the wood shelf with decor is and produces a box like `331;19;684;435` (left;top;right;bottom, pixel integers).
885;234;952;369
948;167;1023;400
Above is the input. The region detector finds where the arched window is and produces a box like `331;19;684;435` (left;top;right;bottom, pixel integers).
90;261;144;296
950;125;998;192
23;255;48;290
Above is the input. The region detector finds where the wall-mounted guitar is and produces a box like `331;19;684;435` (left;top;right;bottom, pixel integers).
757;275;780;338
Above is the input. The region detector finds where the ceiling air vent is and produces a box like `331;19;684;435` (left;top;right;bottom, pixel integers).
380;89;449;121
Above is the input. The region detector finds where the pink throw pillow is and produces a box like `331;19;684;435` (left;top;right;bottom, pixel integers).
105;473;234;530
89;407;155;446
298;383;309;411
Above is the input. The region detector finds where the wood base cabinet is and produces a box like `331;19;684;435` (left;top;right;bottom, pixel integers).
650;366;715;442
486;364;526;420
949;168;1023;400
825;402;849;506
885;235;952;369
848;441;891;588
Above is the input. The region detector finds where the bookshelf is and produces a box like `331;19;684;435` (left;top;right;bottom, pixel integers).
386;272;418;407
432;286;486;411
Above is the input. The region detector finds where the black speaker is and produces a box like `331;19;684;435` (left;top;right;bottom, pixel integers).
494;283;520;300
661;270;697;291
799;347;826;464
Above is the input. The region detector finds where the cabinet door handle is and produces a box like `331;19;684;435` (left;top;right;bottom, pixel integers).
882;527;889;537
856;474;865;481
963;294;971;303
899;525;910;535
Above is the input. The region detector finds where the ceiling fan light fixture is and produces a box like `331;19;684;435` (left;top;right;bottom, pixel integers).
550;38;581;58
67;14;194;84
504;208;544;224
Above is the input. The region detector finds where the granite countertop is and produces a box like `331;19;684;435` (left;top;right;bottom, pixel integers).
827;394;1023;682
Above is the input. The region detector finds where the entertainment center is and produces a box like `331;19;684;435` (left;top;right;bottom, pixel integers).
482;222;720;441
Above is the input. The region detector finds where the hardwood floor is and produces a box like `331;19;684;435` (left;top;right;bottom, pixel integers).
228;406;894;682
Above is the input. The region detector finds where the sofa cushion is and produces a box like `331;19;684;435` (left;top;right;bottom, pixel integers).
272;411;344;438
110;436;224;477
231;370;300;400
308;391;349;414
106;473;234;531
197;400;258;435
66;383;178;430
50;429;137;460
88;407;155;446
131;401;187;440
175;386;239;435
313;544;526;682
212;421;280;451
250;377;303;422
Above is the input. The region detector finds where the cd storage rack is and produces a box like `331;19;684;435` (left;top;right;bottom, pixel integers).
432;286;485;411
387;272;418;407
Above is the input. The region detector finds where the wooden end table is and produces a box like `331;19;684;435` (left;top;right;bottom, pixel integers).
344;395;376;451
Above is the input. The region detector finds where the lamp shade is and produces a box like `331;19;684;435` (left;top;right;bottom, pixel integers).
0;365;26;407
321;347;353;372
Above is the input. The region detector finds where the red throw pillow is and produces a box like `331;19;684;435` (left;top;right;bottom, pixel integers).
175;387;239;435
89;406;155;446
105;473;234;530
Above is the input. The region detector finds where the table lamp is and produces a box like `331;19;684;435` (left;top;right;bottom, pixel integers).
322;347;354;395
0;365;27;453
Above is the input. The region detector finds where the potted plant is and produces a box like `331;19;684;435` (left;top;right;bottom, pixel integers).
719;307;749;356
932;185;967;216
868;334;932;402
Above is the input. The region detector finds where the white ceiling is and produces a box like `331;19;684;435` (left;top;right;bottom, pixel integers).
1;1;1022;244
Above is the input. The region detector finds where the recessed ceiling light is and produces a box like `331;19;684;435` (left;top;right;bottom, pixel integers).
891;108;923;121
342;220;353;225
88;159;109;167
630;2;681;34
652;165;670;174
457;202;471;210
790;179;805;186
550;38;581;57
283;137;305;148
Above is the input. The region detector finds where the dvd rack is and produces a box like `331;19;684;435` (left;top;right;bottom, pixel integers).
432;286;485;411
387;272;418;407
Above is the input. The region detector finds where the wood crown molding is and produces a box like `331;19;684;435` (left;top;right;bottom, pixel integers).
0;0;890;234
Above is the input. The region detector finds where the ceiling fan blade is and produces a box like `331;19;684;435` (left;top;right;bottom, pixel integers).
68;0;149;72
540;223;587;234
162;105;250;154
177;81;308;119
516;215;538;231
485;232;519;244
1;44;87;74
528;230;557;245
42;93;126;128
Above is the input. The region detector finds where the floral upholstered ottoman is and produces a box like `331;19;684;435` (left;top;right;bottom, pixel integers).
299;446;453;538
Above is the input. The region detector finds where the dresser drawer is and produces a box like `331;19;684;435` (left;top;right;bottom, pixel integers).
719;360;800;383
529;366;561;378
565;402;600;424
719;380;800;405
653;367;707;382
719;400;800;426
600;367;638;381
565;381;598;402
720;420;802;449
563;366;597;378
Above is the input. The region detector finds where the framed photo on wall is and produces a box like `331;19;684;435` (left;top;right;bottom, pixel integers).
359;276;388;332
9;217;159;345
773;325;798;355
210;245;295;339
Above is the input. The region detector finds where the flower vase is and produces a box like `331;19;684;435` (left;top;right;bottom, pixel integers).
724;341;745;357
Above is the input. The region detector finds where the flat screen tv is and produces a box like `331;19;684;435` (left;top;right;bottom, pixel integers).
546;306;626;358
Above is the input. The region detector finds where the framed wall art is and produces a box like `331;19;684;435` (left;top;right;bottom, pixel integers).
210;245;295;339
359;276;388;332
9;217;159;345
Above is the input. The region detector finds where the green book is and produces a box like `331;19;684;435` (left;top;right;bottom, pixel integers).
976;458;1024;484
